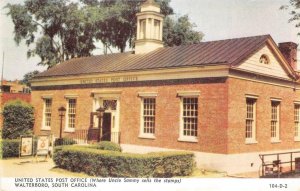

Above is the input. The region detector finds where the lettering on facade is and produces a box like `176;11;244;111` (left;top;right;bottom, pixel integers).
80;76;138;84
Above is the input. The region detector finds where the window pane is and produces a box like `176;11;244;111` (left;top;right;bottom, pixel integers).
271;101;279;138
182;98;198;137
68;99;76;129
44;99;52;128
245;98;256;140
143;98;155;134
295;104;300;137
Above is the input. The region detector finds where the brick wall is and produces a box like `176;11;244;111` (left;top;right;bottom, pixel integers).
228;77;300;154
118;81;229;154
31;77;300;155
31;79;229;154
31;89;93;138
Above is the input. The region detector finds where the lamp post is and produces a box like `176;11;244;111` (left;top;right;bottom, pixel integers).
58;106;66;145
96;107;105;141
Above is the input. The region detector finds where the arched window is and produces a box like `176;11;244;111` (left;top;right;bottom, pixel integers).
259;54;270;64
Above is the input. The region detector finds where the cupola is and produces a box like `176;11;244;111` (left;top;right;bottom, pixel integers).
135;0;164;54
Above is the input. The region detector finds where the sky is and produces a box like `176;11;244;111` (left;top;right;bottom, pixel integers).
0;0;299;80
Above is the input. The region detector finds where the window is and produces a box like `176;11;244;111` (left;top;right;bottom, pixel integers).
178;97;198;142
295;104;300;141
153;19;160;40
138;92;157;139
246;98;257;143
140;19;146;39
259;54;270;64
141;98;156;135
271;101;280;142
66;99;76;131
42;98;52;130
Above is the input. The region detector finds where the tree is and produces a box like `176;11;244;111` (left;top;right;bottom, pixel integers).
21;70;40;87
163;15;204;47
6;0;203;68
281;0;300;35
6;0;95;68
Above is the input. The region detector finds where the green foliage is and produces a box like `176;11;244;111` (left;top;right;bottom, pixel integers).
21;70;40;87
5;0;95;68
2;100;35;139
54;138;77;146
1;139;20;158
93;141;122;152
53;145;195;177
163;15;204;47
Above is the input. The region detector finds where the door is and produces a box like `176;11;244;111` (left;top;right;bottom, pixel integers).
101;113;111;141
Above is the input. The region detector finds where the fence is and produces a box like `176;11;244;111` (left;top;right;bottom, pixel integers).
259;151;300;178
55;129;121;146
64;129;89;144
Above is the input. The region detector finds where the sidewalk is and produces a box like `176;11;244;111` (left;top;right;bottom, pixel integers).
0;158;78;177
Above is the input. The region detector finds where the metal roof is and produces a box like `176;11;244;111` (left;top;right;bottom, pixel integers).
36;35;271;78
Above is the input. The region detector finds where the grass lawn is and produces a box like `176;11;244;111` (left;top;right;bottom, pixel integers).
50;167;92;177
51;166;226;178
181;168;227;178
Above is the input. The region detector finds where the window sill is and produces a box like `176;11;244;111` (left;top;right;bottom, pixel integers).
138;134;156;140
41;127;51;131
245;140;258;144
64;128;75;133
271;139;281;144
178;137;198;143
294;137;300;142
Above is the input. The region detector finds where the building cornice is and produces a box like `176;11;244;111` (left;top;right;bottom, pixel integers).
31;65;229;87
229;68;298;89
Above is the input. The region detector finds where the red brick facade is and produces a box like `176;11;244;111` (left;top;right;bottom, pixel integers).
32;78;229;153
31;74;300;155
228;77;300;154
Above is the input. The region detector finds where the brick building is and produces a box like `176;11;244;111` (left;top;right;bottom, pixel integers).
31;0;300;173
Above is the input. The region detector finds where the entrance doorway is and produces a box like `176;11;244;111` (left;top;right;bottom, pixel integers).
92;96;120;144
101;113;111;141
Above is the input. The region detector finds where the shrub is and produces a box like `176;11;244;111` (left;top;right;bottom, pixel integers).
94;141;122;152
2;100;34;139
54;138;76;146
53;145;195;177
1;139;20;158
1;138;39;158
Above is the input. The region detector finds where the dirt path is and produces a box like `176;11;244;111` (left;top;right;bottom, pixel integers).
0;158;75;177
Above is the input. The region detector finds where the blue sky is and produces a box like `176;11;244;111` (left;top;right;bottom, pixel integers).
0;0;299;80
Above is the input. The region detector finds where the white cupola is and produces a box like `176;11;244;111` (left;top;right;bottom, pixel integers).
135;0;164;54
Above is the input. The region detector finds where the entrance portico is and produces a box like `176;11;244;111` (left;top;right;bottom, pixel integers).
92;90;121;143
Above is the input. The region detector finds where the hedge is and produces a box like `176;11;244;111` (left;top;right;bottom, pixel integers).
93;141;122;152
53;145;195;177
2;100;34;139
1;139;20;158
